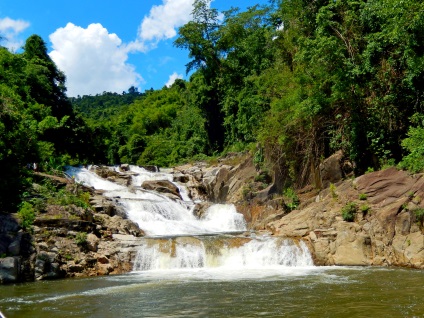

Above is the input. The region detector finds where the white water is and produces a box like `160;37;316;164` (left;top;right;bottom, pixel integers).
66;165;247;236
133;237;313;271
66;165;314;272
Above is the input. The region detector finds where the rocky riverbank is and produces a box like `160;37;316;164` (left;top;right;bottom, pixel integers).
173;153;424;269
1;153;423;284
0;170;145;284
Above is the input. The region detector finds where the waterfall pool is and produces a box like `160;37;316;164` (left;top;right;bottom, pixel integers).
1;266;423;317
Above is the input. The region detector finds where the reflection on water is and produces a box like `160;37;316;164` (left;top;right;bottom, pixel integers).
1;267;423;318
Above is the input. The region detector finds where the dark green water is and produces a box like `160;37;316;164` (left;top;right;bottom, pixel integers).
0;267;423;318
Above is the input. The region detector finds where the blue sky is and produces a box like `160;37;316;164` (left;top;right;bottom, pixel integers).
0;0;269;97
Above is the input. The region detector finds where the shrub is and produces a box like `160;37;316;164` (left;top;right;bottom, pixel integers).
360;204;370;215
330;183;338;199
75;232;87;246
359;193;367;200
399;114;424;173
414;208;424;225
284;187;300;211
342;202;357;222
17;202;36;232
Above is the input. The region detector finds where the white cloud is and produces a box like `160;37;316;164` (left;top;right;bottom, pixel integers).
165;72;183;87
0;17;30;51
49;23;143;97
135;0;196;51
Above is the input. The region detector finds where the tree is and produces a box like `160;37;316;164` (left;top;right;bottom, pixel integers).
175;0;224;150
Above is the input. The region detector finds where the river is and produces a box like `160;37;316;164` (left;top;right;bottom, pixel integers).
1;266;423;317
1;166;423;317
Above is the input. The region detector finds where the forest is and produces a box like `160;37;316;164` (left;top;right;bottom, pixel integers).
1;0;424;212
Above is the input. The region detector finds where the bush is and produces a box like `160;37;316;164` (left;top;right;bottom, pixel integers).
359;193;367;200
414;208;424;225
17;202;36;232
342;202;357;222
284;187;300;211
360;204;370;215
399;114;424;173
75;232;87;246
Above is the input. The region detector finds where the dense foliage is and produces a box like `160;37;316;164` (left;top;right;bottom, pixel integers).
0;35;92;210
1;0;424;211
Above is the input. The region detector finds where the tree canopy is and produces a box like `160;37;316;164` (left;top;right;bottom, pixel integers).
1;0;424;211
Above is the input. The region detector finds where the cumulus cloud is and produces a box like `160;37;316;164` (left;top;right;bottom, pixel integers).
131;0;199;52
0;17;30;51
49;23;143;97
165;72;183;87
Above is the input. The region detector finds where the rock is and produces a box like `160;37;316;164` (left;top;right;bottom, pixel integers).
33;219;96;233
319;150;344;188
140;165;159;172
141;180;182;200
193;202;213;219
86;234;100;252
8;236;21;256
68;263;84;273
173;173;190;183
120;164;130;171
0;257;20;284
97;255;109;264
268;168;424;268
356;167;415;206
0;214;20;233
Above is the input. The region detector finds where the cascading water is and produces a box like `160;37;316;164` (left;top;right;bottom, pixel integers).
66;165;314;273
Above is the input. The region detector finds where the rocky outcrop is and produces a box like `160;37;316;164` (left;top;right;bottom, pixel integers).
141;180;182;200
172;153;258;204
268;167;424;268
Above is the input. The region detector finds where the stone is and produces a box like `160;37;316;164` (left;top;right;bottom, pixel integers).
192;202;213;219
267;167;424;268
86;233;100;252
173;173;190;183
97;255;109;264
319;150;344;188
8;235;22;256
141;180;182;200
0;257;20;283
120;164;130;171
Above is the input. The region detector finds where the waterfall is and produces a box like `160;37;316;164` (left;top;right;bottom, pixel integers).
66;165;314;272
133;236;313;271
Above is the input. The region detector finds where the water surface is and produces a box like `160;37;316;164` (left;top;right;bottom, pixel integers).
1;267;423;318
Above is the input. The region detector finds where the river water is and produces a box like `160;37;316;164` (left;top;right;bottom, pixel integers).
1;166;423;317
1;267;423;317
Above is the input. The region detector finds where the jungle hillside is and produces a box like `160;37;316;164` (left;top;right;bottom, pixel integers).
1;0;424;212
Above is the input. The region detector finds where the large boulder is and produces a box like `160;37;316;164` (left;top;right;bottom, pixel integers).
141;180;182;200
319;150;344;188
268;168;424;268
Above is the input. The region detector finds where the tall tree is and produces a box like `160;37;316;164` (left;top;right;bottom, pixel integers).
175;0;224;150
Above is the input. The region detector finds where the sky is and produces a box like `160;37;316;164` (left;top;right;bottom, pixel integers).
0;0;269;97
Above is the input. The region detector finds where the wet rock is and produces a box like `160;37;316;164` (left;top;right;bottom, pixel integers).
173;173;190;183
0;257;20;284
8;235;21;256
140;165;159;172
142;180;182;200
193;202;213;219
120;164;130;171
